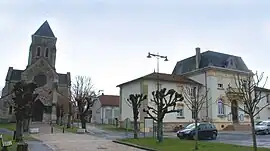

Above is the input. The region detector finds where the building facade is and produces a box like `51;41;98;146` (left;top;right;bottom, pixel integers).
117;72;202;131
91;94;120;124
172;47;270;130
0;21;71;123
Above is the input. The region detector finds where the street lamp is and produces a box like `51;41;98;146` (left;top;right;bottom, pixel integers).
146;52;168;91
147;52;168;142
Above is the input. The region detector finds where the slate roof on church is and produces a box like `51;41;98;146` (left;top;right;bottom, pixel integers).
172;50;250;75
33;21;56;38
7;69;68;85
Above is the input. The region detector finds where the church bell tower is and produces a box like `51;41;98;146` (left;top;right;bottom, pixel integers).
27;21;57;69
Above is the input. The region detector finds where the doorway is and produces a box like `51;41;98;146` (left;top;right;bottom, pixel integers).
32;99;44;122
231;100;239;123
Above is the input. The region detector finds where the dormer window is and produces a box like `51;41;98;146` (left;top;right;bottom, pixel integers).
36;47;41;56
45;48;49;57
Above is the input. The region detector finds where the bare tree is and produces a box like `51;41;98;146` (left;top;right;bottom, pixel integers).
180;85;210;150
72;76;96;129
126;94;147;139
143;88;183;143
225;71;268;151
12;81;38;142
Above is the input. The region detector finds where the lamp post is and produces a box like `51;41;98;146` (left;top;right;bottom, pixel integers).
146;52;168;91
147;52;168;142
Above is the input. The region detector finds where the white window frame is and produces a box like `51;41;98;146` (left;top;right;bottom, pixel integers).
176;106;184;117
217;83;223;89
217;99;225;115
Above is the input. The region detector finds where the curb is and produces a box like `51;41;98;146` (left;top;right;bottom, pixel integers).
112;140;157;151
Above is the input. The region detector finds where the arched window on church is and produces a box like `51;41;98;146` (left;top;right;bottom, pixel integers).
218;99;225;115
36;46;41;56
34;74;47;87
45;47;49;57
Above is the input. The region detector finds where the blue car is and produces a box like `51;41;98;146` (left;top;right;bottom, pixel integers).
176;122;218;140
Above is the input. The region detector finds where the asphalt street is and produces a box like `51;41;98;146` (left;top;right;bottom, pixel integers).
85;125;270;148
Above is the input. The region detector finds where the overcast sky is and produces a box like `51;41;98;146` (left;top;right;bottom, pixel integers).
0;0;270;95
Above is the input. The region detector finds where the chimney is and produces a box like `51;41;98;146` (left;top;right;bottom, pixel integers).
195;47;201;69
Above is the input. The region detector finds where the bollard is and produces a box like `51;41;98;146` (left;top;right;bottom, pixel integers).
51;126;53;133
62;127;65;133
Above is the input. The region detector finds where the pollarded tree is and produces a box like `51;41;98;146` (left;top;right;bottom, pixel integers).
180;85;210;150
126;94;147;139
143;88;184;143
12;81;38;142
72;76;96;129
225;71;268;151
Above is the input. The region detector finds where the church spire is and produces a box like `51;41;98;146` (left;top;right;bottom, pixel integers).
33;20;56;38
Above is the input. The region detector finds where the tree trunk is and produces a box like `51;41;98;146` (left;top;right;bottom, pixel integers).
157;119;163;143
133;119;138;139
56;117;59;125
16;120;23;142
23;119;29;132
60;116;63;126
80;115;86;129
67;114;71;128
250;116;258;151
194;113;199;150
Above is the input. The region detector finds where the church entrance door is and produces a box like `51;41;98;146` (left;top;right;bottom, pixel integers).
32;99;44;122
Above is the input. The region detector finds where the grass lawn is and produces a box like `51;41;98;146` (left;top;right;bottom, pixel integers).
95;124;133;132
0;123;16;131
54;124;79;133
121;138;270;151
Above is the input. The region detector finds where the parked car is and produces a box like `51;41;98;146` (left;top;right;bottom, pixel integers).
176;122;218;140
255;120;270;135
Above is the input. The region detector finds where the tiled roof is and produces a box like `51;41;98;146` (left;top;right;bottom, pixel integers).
117;72;202;87
33;21;56;38
99;95;119;107
172;50;250;75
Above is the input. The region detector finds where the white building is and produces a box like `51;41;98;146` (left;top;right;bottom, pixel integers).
91;94;120;124
172;47;270;130
117;72;203;131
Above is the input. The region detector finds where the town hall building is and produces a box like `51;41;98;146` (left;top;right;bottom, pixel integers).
0;21;71;123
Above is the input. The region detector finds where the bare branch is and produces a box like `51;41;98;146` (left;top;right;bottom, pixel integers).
225;71;269;118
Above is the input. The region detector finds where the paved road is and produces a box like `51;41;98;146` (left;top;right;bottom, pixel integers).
85;124;270;148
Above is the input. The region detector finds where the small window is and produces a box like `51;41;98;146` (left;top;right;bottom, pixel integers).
36;47;41;56
176;108;184;117
189;87;196;98
45;48;49;57
9;106;12;115
217;83;223;89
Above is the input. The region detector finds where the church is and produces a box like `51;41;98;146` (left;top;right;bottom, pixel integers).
0;21;71;123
